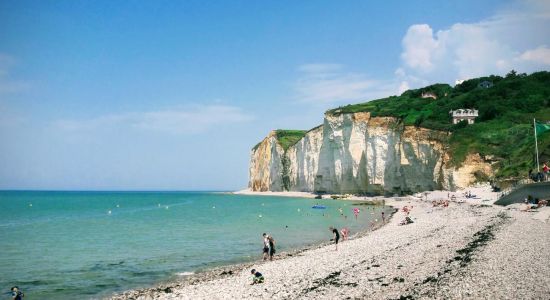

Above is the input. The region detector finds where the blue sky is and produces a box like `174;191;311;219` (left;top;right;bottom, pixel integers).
1;0;549;190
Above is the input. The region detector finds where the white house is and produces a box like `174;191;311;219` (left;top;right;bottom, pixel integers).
421;91;437;99
450;109;478;124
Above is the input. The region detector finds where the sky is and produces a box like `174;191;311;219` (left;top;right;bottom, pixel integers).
1;0;549;190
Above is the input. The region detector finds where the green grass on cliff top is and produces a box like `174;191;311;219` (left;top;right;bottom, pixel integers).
325;70;550;179
275;130;307;151
262;71;550;180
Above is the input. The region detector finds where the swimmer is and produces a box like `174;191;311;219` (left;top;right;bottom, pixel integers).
353;208;360;220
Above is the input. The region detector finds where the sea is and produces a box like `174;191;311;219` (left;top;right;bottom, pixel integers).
0;191;391;299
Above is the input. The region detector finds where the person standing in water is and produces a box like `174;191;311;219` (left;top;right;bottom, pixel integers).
262;233;270;261
262;233;275;261
329;226;340;251
381;211;385;223
267;234;276;261
353;208;360;220
10;287;24;300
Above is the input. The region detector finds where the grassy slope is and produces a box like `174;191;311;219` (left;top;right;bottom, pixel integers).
274;130;307;151
326;71;550;179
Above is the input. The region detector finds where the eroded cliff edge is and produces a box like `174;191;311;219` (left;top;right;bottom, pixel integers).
249;112;492;194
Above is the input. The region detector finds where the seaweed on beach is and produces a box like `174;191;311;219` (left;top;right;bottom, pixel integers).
404;212;510;299
301;271;358;294
454;211;508;268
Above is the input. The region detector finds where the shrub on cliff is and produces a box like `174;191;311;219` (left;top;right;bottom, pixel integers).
325;71;550;179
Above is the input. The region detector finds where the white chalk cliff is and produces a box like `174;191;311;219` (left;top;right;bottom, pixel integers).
249;112;491;194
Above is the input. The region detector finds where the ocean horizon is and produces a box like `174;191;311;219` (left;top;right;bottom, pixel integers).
0;190;390;299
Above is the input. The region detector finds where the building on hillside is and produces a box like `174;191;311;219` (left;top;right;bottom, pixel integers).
421;91;437;99
450;109;478;124
478;81;493;89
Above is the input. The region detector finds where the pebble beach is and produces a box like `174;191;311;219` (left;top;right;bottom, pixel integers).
110;187;550;300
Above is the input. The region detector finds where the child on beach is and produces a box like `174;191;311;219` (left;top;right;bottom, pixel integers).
340;227;349;241
250;269;264;285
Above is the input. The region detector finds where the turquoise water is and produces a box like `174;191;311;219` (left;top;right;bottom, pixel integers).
0;191;390;299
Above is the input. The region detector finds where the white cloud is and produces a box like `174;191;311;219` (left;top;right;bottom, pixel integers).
398;0;550;86
401;24;440;72
519;46;550;65
294;63;399;104
53;105;254;135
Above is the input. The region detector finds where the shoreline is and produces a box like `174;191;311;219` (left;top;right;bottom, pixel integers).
108;197;394;300
109;187;550;299
231;189;318;199
109;219;393;300
232;184;500;204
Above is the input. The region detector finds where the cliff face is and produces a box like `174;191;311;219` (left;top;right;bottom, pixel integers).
249;112;490;194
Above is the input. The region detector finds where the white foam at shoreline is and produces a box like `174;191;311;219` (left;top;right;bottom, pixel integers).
175;271;194;276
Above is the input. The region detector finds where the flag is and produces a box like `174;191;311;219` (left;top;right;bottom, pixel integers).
536;122;550;136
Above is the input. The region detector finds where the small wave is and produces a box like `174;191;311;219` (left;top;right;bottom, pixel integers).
175;271;194;276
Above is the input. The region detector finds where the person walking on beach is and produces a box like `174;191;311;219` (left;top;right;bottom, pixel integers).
10;287;24;300
329;226;340;251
